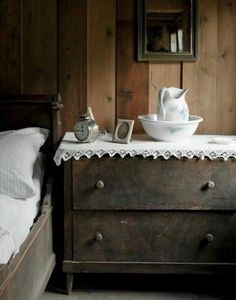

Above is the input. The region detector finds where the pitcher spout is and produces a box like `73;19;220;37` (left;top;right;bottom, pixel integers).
168;87;188;99
181;88;188;98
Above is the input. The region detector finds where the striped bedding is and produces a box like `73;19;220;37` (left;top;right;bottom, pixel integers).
0;154;44;264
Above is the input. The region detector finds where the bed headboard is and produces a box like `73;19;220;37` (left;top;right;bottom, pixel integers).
0;94;63;145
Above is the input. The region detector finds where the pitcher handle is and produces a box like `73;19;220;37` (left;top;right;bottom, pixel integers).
159;87;167;120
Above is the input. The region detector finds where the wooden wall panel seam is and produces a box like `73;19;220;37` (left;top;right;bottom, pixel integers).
87;0;116;132
1;0;236;135
116;0;149;133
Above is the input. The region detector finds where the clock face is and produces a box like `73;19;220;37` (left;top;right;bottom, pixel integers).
74;121;89;141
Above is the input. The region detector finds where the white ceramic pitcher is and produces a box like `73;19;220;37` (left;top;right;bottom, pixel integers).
158;87;189;121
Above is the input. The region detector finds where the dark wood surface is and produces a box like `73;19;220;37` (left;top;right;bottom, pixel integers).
22;0;57;94
72;212;236;263
0;95;61;300
63;261;236;275
0;0;21;94
0;94;62;145
63;156;236;294
58;0;88;131
1;1;236;135
64;159;73;261
116;0;149;133
72;158;236;211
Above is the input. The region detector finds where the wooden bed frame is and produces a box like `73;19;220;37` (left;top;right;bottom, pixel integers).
0;94;63;300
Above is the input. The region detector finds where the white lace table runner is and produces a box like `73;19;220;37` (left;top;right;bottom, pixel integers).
53;132;236;166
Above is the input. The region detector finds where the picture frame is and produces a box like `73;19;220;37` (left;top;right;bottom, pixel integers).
137;0;198;62
113;119;134;144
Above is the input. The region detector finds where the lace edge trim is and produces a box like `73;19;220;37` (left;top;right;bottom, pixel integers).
54;150;236;165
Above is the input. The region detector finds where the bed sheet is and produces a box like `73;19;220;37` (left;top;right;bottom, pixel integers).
0;154;44;264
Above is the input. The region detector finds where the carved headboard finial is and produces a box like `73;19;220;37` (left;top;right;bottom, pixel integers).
52;93;64;111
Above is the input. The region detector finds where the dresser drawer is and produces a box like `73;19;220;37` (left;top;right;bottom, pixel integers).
72;212;236;263
71;158;236;210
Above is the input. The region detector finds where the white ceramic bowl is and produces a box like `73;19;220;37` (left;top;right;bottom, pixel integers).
138;114;203;142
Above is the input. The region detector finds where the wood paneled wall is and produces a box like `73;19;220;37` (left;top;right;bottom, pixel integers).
87;0;116;132
0;0;236;134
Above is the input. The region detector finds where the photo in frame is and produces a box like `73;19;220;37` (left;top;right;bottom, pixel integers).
113;119;134;144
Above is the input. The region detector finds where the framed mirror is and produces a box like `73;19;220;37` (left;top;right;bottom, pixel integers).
137;0;198;61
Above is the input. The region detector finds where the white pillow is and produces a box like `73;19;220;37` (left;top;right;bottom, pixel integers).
0;127;49;139
14;127;49;138
0;130;14;136
0;133;47;199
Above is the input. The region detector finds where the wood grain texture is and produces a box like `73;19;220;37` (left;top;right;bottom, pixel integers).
63;154;236;280
149;63;181;114
0;94;55;130
63;260;236;275
73;212;236;263
0;0;21;93
72;158;236;211
183;0;218;134
64;160;73;260
87;0;116;132
116;0;149;133
0;97;58;300
22;0;57;94
216;0;236;134
58;0;87;132
1;1;236;135
146;0;188;13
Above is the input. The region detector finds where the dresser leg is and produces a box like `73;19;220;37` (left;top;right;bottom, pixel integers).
66;273;74;295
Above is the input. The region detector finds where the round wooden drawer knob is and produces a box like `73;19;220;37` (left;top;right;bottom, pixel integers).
95;180;104;189
95;232;103;241
207;181;215;189
205;233;215;242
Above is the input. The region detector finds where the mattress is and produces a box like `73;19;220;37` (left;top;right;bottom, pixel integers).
0;154;44;264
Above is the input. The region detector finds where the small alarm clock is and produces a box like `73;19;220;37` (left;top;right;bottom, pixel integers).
74;113;99;143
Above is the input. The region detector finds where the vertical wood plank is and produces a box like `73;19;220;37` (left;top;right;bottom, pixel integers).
0;0;21;93
59;0;87;132
87;0;116;132
149;63;181;114
216;0;236;134
117;0;149;133
183;0;218;134
22;0;57;94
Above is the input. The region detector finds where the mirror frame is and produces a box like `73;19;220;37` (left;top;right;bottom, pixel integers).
137;0;198;62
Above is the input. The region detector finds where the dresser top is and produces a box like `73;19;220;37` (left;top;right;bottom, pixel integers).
53;132;236;165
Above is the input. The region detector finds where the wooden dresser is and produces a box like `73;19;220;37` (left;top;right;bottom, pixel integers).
54;133;236;294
